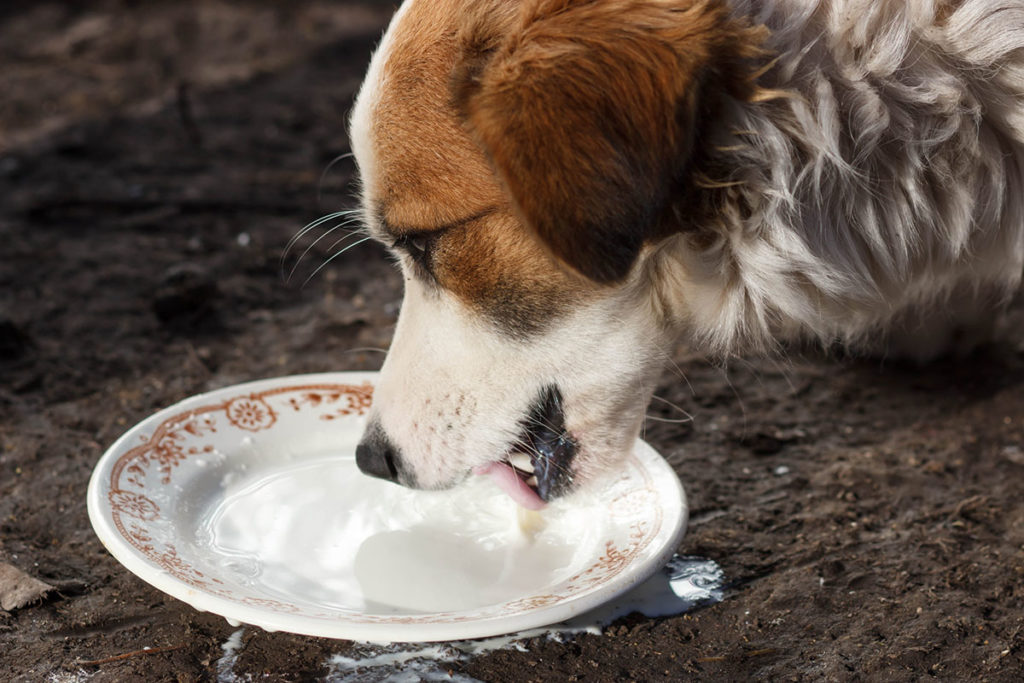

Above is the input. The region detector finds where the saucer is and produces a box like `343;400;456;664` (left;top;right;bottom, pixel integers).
87;372;688;642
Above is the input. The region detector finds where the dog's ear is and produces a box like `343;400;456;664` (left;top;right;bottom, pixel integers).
453;0;766;283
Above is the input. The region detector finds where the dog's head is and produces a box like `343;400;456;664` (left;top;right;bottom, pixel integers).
348;0;765;506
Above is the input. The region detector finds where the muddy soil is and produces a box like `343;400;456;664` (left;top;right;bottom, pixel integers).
2;2;1023;681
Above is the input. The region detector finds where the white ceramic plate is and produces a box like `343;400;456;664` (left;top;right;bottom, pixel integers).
87;372;688;642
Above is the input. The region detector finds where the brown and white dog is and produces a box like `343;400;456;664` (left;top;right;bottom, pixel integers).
348;0;1024;508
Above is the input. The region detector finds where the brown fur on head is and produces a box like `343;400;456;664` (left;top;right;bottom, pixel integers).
347;0;775;502
350;0;1024;504
452;0;768;283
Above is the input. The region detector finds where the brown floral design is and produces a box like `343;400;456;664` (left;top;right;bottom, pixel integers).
109;489;159;521
225;396;277;431
157;545;225;591
286;383;373;420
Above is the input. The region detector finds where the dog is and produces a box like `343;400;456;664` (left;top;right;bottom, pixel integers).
347;0;1024;508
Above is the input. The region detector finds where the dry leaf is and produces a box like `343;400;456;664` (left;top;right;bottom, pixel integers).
0;562;55;611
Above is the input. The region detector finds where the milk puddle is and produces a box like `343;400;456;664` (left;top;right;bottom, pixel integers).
327;554;723;682
215;555;724;682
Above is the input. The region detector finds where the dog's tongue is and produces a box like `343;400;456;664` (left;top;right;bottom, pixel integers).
474;462;547;510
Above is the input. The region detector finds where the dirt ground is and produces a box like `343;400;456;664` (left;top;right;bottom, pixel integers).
2;1;1024;680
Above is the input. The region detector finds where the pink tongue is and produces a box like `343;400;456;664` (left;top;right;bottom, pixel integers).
474;462;547;510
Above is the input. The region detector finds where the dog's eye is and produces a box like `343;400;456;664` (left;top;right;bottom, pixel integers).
407;236;427;257
393;233;434;268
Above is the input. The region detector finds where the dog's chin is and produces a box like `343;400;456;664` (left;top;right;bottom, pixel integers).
473;385;577;510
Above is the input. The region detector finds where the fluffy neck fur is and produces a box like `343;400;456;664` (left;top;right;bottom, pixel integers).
649;0;1024;357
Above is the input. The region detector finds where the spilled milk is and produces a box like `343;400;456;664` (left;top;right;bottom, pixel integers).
215;555;725;682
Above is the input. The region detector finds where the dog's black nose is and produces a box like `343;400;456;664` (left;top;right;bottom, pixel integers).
355;424;402;484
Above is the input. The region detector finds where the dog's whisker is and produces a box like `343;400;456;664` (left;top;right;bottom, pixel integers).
301;236;374;288
317;152;356;203
667;355;697;398
283;210;354;255
281;210;361;272
719;364;748;435
286;225;356;283
649;394;694;421
285;219;364;283
317;226;371;263
526;412;561;433
767;355;799;394
522;452;574;479
644;414;695;424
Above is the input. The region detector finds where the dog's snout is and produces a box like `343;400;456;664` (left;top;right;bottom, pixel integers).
356;424;402;484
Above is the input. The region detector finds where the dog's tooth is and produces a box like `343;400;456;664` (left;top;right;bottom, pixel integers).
509;452;534;473
526;475;538;488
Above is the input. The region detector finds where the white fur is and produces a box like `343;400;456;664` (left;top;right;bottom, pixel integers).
348;0;413;207
655;0;1024;357
350;0;1024;492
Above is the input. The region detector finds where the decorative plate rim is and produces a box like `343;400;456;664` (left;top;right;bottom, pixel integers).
87;371;688;642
